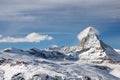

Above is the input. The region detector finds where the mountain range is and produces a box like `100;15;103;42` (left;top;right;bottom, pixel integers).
0;27;120;80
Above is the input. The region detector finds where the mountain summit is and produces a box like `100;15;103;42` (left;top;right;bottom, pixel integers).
77;27;100;50
77;27;99;41
78;27;120;63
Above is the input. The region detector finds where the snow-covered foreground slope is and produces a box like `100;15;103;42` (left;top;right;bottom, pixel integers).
0;27;120;80
0;51;120;80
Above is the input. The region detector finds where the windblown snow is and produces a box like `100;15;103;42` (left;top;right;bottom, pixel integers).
0;26;120;80
77;27;99;41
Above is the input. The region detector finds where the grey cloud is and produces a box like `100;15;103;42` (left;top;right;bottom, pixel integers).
0;0;120;21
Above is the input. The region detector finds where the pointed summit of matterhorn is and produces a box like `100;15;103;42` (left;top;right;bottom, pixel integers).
77;26;100;50
78;26;120;63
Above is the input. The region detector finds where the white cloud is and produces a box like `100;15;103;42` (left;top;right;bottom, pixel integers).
0;32;53;43
50;45;58;48
0;34;2;38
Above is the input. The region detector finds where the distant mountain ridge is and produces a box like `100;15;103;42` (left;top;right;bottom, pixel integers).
2;27;120;63
0;26;120;80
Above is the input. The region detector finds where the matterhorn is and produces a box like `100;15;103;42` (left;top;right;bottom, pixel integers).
77;27;120;63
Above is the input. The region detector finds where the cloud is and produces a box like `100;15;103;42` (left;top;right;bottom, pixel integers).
0;0;119;21
50;45;58;48
0;32;53;43
0;34;2;38
0;0;119;41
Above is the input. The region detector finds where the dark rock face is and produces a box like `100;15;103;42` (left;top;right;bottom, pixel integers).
83;76;91;80
28;48;65;59
31;74;64;80
0;58;6;65
11;73;25;80
3;49;11;52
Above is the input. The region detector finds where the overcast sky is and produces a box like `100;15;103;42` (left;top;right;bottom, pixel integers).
0;0;120;49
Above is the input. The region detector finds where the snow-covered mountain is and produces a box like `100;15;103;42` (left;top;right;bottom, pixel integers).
0;26;120;80
77;27;120;63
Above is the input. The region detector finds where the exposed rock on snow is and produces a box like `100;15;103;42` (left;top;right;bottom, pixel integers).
11;73;25;80
27;48;66;59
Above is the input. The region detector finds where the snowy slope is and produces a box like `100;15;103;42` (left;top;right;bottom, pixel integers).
0;51;119;80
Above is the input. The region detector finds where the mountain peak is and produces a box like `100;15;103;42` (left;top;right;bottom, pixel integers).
77;26;100;51
77;27;120;63
77;26;99;41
